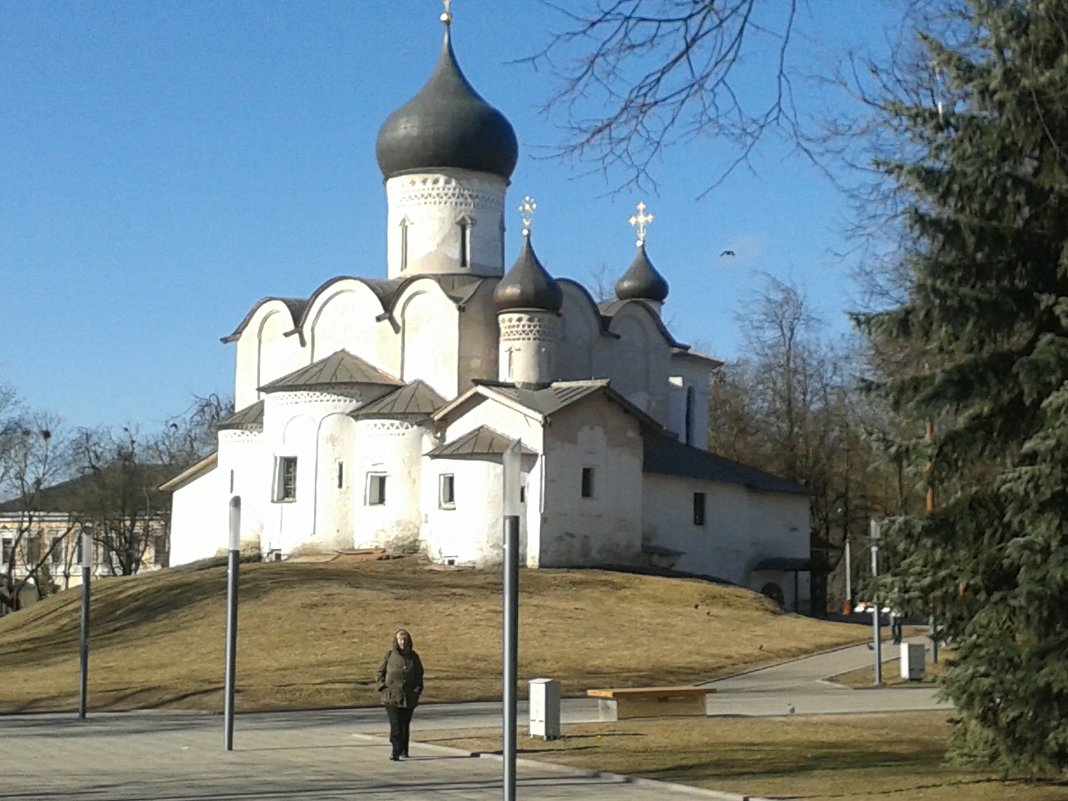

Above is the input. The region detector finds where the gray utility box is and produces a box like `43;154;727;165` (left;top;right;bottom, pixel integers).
900;643;926;680
528;678;560;740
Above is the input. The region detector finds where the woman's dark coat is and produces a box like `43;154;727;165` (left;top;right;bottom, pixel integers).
376;630;424;708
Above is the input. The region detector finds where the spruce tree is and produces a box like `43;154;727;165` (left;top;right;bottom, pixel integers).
858;0;1068;773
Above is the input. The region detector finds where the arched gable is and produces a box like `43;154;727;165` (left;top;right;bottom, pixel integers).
556;280;601;380
598;300;673;416
305;279;401;375
395;278;461;398
232;300;306;410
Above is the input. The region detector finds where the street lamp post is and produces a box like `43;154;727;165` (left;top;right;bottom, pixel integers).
501;441;521;801
78;531;92;719
224;496;241;751
870;519;882;686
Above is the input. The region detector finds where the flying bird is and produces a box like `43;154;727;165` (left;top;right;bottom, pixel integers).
720;249;735;258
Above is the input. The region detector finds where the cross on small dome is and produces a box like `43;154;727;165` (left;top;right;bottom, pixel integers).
629;201;654;247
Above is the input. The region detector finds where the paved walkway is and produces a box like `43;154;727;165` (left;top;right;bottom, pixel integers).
7;636;948;801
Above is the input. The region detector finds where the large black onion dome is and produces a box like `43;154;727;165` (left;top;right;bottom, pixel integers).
614;243;669;302
375;30;518;180
494;236;563;313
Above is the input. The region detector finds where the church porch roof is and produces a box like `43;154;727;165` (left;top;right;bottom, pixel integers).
350;379;447;421
216;400;264;431
643;437;812;496
427;425;536;460
259;350;402;393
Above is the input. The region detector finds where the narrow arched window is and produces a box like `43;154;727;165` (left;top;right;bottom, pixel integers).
399;216;412;271
457;215;474;269
685;385;696;445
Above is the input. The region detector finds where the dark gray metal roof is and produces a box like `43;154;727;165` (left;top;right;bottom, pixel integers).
464;380;666;434
643;437;812;496
427;425;535;460
615;243;669;302
259;350;403;393
216;400;264;431
375;28;518;180
493;235;562;313
350;379;446;421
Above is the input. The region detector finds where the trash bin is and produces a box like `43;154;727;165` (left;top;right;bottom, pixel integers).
528;678;560;740
900;643;925;680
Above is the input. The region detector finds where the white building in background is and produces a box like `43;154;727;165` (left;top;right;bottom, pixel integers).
162;9;813;609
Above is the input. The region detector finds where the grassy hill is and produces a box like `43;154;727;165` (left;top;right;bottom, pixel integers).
0;554;868;713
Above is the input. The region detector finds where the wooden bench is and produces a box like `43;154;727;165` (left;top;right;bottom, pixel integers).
587;686;714;720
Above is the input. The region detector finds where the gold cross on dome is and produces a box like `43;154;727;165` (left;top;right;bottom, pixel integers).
518;195;537;236
441;0;453;25
629;201;654;246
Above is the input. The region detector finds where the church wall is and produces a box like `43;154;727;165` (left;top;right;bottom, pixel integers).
385;170;507;278
313;413;359;550
169;465;227;565
641;473;811;608
554;285;597;380
456;283;500;389
595;306;672;428
234;304;304;411
539;397;643;567
218;429;269;552
398;284;461;399
349;419;423;551
423;459;503;567
306;282;401;376
667;358;713;449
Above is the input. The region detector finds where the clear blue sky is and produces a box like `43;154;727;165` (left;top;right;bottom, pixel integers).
1;1;904;432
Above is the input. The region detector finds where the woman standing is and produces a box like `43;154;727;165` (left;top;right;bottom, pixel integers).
376;628;424;761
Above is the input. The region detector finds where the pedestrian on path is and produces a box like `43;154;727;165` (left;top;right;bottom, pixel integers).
376;628;424;761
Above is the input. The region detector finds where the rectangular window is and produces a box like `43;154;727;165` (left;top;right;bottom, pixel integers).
693;492;707;526
51;535;65;567
2;537;13;564
26;536;41;564
581;467;595;499
366;473;387;506
152;533;169;567
229;469;235;493
337;461;345;490
439;474;455;509
273;456;298;502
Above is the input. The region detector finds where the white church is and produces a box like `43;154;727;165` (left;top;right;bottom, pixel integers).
163;8;813;610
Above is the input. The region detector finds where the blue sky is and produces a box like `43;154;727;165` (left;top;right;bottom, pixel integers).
1;1;905;432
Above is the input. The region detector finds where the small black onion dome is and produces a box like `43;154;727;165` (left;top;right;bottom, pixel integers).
494;236;563;313
375;30;518;180
614;243;669;302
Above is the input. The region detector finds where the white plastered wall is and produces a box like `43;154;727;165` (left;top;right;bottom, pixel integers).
218;428;268;551
350;419;424;551
384;170;507;278
427;395;545;567
168;465;227;565
397;282;461;399
305;280;401;374
233;303;306;411
667;356;714;449
641;473;811;607
554;283;597;381
599;304;672;425
539;396;644;567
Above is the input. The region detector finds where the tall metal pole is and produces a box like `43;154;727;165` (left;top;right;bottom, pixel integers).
224;496;241;751
843;534;852;610
78;531;92;719
870;519;882;686
501;441;521;801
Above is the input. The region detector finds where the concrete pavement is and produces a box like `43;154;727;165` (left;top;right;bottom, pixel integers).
7;636;948;801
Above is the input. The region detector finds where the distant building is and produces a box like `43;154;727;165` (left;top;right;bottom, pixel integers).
0;466;169;612
163;10;813;609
